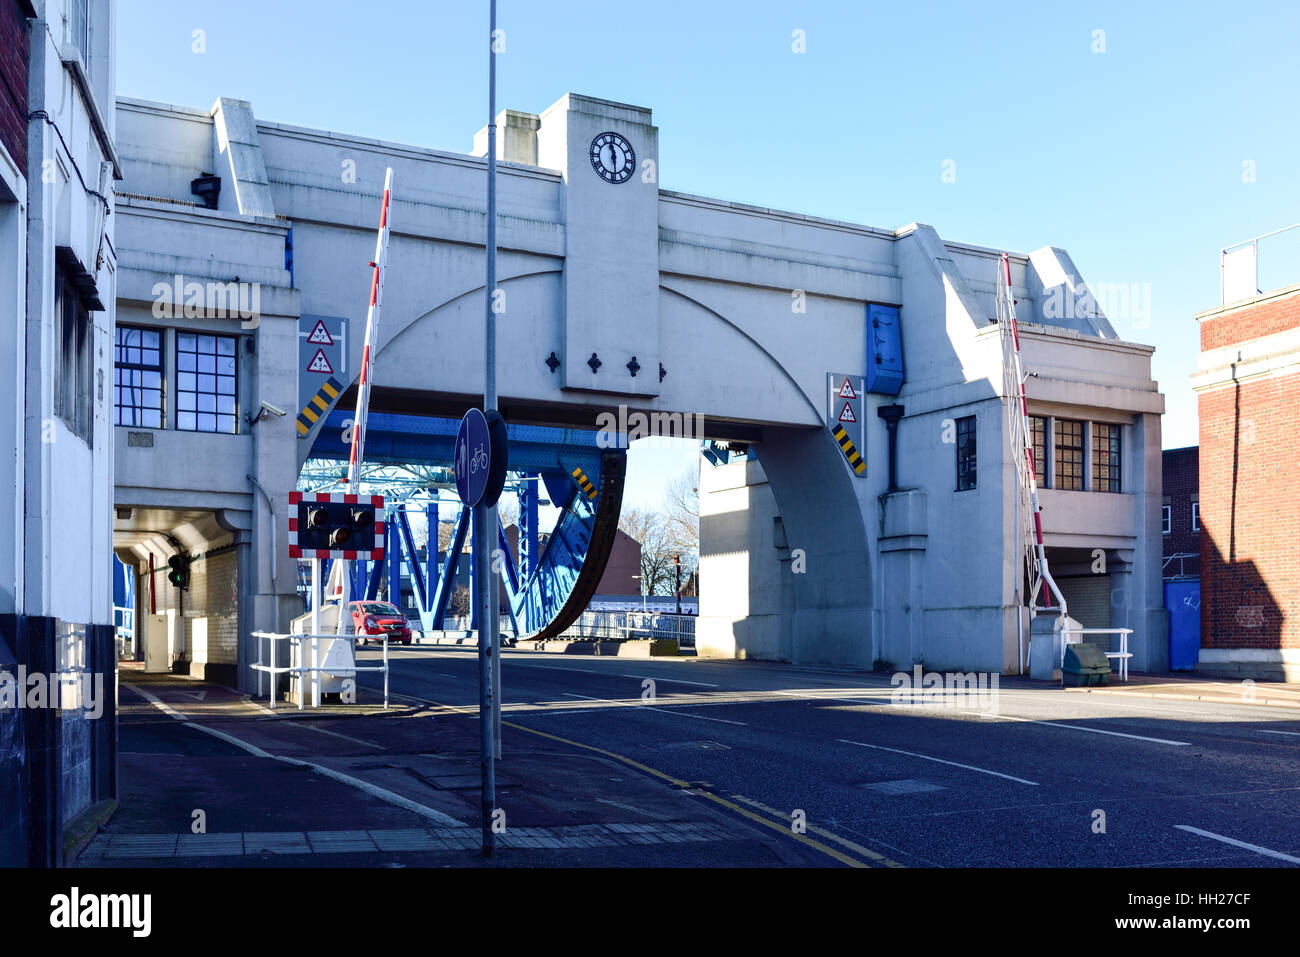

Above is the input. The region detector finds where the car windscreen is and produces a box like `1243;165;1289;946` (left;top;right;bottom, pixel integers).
359;603;401;616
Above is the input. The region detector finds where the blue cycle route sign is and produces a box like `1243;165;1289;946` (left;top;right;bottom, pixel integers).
455;408;491;507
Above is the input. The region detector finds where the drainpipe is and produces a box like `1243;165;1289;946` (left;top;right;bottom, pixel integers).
877;405;905;492
246;474;276;587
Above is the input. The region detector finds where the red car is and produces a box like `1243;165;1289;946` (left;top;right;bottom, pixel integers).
346;601;413;646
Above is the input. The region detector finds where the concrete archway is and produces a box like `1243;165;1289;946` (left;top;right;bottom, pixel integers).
660;287;875;669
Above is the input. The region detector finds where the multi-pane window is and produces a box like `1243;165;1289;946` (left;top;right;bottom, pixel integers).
1030;415;1049;487
1191;501;1200;532
176;333;238;433
1162;502;1171;535
1053;419;1084;491
55;268;94;444
68;0;89;62
956;415;977;491
1092;422;1121;493
114;326;163;428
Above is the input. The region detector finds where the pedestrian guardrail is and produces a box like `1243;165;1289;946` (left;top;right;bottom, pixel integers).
250;631;390;710
1060;626;1132;682
113;604;134;658
553;610;696;649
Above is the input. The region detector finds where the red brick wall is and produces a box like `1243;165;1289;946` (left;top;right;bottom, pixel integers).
1198;366;1300;650
1161;446;1199;559
0;0;30;174
1201;288;1300;351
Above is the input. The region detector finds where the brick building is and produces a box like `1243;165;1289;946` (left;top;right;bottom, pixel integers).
1192;238;1300;680
1161;446;1199;579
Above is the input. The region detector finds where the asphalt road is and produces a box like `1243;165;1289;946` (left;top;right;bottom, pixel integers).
358;646;1300;868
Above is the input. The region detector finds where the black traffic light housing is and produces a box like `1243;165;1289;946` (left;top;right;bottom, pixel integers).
295;500;379;554
166;554;190;590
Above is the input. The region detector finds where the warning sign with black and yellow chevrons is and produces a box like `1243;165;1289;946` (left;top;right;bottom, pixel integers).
827;373;866;477
297;314;347;438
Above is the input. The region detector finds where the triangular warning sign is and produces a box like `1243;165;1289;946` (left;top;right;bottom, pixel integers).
307;349;334;374
306;320;334;345
837;402;857;423
838;378;857;399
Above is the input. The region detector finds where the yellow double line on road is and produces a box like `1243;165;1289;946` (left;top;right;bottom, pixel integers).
507;721;903;868
383;687;902;868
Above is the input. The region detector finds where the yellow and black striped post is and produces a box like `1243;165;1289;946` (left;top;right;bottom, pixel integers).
832;423;866;475
295;375;343;436
571;466;598;500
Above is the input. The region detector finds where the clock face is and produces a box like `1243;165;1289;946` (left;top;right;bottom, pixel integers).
589;131;636;184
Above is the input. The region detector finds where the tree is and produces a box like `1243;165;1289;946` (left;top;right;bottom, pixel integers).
618;506;677;596
496;495;520;530
663;465;699;557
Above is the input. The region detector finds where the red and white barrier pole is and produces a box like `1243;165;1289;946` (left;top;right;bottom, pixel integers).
336;168;393;612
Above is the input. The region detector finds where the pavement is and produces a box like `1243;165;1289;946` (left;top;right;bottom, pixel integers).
85;665;822;868
83;654;1300;868
1062;672;1300;709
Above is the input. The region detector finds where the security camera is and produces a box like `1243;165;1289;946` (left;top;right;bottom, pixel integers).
261;400;287;418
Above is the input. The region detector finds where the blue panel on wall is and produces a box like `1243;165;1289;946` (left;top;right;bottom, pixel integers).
866;304;903;395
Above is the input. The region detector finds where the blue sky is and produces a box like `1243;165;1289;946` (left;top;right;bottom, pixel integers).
118;1;1300;506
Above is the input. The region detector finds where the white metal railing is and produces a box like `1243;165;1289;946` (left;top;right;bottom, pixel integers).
621;611;696;649
251;631;389;711
553;610;696;649
1060;626;1133;682
1221;223;1300;304
1161;552;1199;580
113;604;135;658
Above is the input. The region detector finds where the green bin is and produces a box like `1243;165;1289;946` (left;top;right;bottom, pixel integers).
1062;643;1110;686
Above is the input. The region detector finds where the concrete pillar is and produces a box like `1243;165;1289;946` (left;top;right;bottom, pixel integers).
232;526;255;692
1126;412;1169;673
878;490;927;669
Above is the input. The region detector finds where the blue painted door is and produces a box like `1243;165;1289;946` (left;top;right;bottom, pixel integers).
1164;579;1201;672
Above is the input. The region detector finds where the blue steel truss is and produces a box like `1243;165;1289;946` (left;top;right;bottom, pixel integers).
303;411;625;637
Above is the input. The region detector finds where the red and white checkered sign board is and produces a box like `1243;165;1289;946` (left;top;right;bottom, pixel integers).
288;491;385;560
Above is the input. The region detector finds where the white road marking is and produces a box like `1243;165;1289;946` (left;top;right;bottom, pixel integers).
837;738;1039;786
519;664;602;675
961;711;1190;746
1258;730;1300;737
124;682;463;826
658;709;746;726
621;674;719;688
773;688;885;700
294;723;388;750
564;692;746;726
1174;825;1300;864
595;798;660;817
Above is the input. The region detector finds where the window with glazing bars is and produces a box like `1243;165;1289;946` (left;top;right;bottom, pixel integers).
55;269;94;444
1092;422;1121;492
1030;415;1049;488
1054;418;1084;490
114;326;163;428
176;333;238;433
956;415;977;490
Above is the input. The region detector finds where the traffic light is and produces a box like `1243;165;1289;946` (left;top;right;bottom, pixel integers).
289;494;385;558
166;554;190;590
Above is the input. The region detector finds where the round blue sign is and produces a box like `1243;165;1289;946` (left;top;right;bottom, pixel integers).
454;408;491;507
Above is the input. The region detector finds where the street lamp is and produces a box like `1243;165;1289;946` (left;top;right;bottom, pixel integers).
632;574;647;614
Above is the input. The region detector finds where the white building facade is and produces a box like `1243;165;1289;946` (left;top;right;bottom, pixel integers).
1;0;119;867
107;89;1167;694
